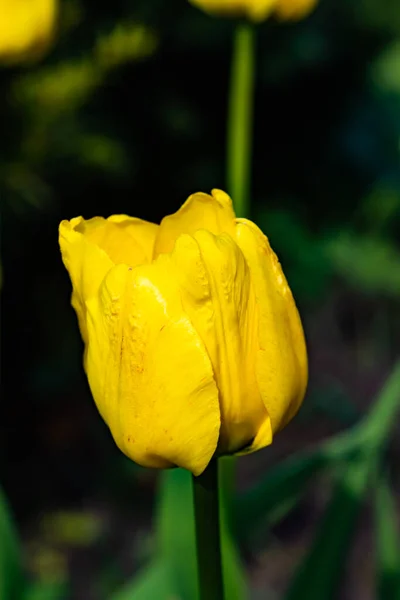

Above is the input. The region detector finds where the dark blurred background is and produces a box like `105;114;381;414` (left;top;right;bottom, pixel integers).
1;0;400;598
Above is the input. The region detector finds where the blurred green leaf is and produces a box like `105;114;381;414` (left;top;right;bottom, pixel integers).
361;187;400;232
236;451;326;542
239;360;400;544
111;561;176;600
284;361;400;600
375;473;400;600
0;487;25;600
327;233;400;296
303;385;359;426
94;22;158;72
76;134;128;174
236;425;367;543
371;39;400;94
361;361;400;452
41;510;104;547
22;581;68;600
284;454;372;600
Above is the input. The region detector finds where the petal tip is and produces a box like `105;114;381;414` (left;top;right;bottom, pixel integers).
211;188;233;208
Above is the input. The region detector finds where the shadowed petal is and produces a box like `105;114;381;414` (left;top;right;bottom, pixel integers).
168;230;272;454
235;219;308;434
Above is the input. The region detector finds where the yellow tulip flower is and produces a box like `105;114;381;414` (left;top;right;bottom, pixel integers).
189;0;318;22
59;190;307;475
0;0;57;64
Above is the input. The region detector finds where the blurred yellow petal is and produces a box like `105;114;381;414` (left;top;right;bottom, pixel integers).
85;262;221;475
235;219;308;433
189;0;276;22
0;0;58;64
189;0;317;21
153;189;236;257
275;0;318;20
169;231;271;454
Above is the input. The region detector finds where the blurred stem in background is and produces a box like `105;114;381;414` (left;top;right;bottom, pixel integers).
227;21;255;218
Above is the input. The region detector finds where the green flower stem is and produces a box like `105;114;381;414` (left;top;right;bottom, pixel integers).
227;21;256;218
192;460;224;600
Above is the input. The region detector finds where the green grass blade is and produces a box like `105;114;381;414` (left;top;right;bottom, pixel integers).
284;454;372;600
235;426;363;542
361;361;400;451
238;360;400;543
111;561;176;600
236;451;326;540
375;473;400;600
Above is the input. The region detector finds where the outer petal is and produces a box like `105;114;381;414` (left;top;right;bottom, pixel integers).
235;219;308;434
153;189;236;257
59;218;114;343
59;215;158;341
85;261;221;476
168;231;272;454
74;215;157;266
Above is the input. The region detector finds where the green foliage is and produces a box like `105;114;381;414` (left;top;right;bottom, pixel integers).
284;454;372;600
237;361;400;599
111;562;176;600
327;233;400;297
22;581;68;600
0;487;25;600
257;209;331;303
236;451;328;541
375;474;400;600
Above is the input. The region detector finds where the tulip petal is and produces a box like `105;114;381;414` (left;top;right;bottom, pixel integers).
74;216;156;266
59;218;114;343
107;215;158;262
153;189;236;257
59;215;158;342
85;262;221;476
235;219;308;434
169;231;272;454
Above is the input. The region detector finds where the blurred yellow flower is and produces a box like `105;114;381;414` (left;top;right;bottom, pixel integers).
189;0;318;22
59;190;307;475
0;0;57;64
